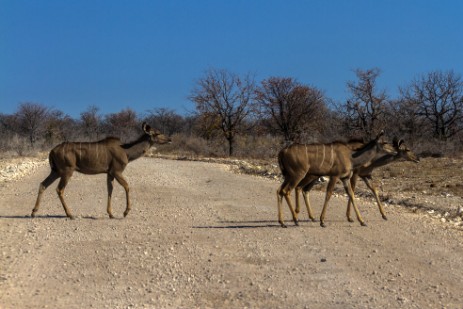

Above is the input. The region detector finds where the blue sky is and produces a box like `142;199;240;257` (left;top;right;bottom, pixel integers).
1;0;462;118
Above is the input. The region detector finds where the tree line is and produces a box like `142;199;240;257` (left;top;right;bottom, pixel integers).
1;68;462;158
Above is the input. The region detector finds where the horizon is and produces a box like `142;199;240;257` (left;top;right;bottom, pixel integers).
2;0;463;118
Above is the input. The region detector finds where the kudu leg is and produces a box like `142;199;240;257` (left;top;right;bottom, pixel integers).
295;175;318;222
283;192;299;227
301;179;318;222
346;175;358;223
362;176;387;220
319;177;337;227
31;171;60;217
301;190;316;222
277;180;299;228
294;187;316;222
107;174;115;219
295;187;302;215
114;173;130;217
56;172;75;219
276;189;286;227
342;178;366;227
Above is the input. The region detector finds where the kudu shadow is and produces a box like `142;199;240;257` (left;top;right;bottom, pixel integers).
192;219;320;229
0;214;66;219
192;218;374;229
192;222;278;229
0;214;107;220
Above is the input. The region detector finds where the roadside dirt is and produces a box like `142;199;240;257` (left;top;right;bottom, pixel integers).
1;157;462;309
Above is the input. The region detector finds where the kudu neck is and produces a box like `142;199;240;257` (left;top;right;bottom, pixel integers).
350;141;384;168
122;134;152;162
369;153;396;169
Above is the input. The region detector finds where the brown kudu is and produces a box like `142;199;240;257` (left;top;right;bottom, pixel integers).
345;138;419;221
31;122;171;219
294;138;419;224
277;131;396;228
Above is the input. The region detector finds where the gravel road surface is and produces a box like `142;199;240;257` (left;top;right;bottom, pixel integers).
1;158;462;308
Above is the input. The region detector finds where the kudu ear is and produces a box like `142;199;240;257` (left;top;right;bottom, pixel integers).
376;130;385;140
142;122;152;134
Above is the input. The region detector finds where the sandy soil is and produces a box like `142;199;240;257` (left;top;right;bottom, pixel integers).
1;157;462;309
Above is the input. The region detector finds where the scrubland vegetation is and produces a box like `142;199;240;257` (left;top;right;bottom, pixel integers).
1;68;462;159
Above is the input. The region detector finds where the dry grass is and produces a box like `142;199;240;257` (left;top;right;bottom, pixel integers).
378;157;463;197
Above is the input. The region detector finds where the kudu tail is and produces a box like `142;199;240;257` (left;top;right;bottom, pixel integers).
277;149;289;178
48;151;58;172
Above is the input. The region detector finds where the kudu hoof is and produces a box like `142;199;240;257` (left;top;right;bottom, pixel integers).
320;222;327;228
68;216;75;220
279;222;287;228
360;222;367;227
347;218;355;223
382;215;388;221
31;212;36;218
123;211;129;218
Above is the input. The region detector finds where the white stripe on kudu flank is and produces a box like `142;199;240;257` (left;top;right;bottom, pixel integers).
329;144;334;169
319;144;325;168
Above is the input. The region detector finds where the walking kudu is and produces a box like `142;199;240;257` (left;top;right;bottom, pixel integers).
294;138;418;224
277;131;396;228
345;138;419;221
31;123;171;219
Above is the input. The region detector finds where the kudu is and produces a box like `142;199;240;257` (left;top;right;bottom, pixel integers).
295;138;418;224
31;123;171;219
277;131;396;228
345;138;419;221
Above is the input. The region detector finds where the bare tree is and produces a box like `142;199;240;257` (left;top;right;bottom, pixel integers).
15;102;50;147
191;112;222;141
400;70;463;141
386;98;427;145
43;110;75;146
80;105;103;140
189;68;256;156
104;108;139;141
345;68;388;139
0;113;22;154
255;77;327;144
145;108;184;136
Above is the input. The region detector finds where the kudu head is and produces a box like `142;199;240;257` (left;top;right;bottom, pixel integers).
351;131;397;164
374;131;397;156
392;138;419;163
142;122;172;145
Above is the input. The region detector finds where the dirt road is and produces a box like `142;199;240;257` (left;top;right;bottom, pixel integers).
1;158;462;308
